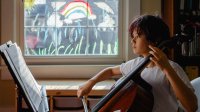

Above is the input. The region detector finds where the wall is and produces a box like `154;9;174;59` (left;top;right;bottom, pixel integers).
141;0;161;15
0;0;162;110
0;0;16;110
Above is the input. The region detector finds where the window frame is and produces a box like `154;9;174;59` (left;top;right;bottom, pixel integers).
21;0;123;65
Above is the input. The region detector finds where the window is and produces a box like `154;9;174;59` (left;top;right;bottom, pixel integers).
1;0;140;79
22;0;123;65
24;0;119;56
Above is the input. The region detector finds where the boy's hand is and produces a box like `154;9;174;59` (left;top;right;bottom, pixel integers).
77;80;95;98
148;45;172;71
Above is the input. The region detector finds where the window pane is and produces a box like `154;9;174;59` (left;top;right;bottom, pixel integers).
24;0;119;56
88;27;118;55
56;27;87;55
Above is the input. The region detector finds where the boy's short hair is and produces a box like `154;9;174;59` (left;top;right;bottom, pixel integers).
129;15;170;45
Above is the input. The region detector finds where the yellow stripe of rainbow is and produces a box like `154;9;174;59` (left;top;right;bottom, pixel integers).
60;1;93;18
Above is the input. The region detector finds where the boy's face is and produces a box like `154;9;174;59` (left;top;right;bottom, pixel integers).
131;30;151;57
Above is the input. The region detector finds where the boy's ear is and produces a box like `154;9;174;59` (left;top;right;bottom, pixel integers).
155;41;159;46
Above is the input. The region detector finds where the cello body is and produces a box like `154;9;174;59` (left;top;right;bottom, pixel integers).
92;56;155;112
98;80;154;112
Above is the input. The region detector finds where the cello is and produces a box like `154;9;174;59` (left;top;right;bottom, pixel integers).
82;32;192;112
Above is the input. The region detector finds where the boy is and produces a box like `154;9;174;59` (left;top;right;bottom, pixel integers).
77;15;197;112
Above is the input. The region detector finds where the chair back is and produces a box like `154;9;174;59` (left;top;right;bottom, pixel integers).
191;77;200;112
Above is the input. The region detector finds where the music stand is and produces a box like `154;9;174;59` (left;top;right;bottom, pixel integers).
0;41;49;112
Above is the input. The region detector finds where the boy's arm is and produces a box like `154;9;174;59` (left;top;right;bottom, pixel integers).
77;66;121;98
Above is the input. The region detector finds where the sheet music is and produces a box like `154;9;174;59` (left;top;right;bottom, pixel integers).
6;43;42;110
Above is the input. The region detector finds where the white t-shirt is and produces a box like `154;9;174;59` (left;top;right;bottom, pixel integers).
120;57;194;112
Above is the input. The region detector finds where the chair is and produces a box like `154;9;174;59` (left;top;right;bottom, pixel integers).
191;77;200;112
